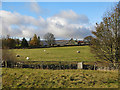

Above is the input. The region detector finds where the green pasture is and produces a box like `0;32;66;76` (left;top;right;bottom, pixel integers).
2;68;118;88
11;46;100;62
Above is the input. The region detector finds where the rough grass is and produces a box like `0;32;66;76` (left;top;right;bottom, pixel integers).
11;46;100;62
2;68;118;88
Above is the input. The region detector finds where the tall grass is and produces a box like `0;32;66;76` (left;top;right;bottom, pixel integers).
2;68;118;88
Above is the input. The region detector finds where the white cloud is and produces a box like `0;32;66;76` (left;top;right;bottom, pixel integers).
0;10;93;40
29;2;49;15
55;10;89;24
30;2;41;14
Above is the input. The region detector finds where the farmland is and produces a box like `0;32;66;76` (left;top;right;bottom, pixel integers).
10;46;100;62
2;46;119;88
2;68;118;88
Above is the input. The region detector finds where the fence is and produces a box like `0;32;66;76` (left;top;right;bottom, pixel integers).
1;61;119;70
82;62;119;70
1;61;78;70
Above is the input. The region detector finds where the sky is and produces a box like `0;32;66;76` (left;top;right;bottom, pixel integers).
0;2;118;40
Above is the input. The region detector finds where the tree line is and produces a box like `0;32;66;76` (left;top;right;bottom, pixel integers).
2;33;90;49
2;33;56;49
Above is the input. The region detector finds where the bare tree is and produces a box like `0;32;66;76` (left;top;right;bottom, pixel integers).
91;2;120;64
44;33;56;46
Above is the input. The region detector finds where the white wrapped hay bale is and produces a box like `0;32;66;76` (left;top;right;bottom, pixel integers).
16;54;20;57
44;50;46;52
77;51;80;53
26;57;29;60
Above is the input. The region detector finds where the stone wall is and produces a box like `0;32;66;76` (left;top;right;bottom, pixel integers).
1;61;119;70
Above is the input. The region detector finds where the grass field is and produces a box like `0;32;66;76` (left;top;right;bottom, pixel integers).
11;46;100;62
2;68;118;88
3;46;119;88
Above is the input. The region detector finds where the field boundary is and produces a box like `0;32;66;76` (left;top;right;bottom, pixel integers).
1;61;119;71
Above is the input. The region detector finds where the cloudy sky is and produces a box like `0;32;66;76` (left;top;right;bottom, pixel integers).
0;2;117;40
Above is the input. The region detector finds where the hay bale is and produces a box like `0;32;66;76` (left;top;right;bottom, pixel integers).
44;50;46;52
16;54;20;57
77;51;80;53
26;57;29;60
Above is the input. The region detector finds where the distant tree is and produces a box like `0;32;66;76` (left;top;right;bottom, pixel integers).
90;2;120;64
21;38;28;48
83;36;93;45
2;35;16;49
29;38;31;45
44;33;56;46
15;39;20;46
30;34;40;47
69;38;75;45
7;38;16;48
38;36;41;46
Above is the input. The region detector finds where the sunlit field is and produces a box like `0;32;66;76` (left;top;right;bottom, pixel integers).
4;46;118;88
11;46;100;62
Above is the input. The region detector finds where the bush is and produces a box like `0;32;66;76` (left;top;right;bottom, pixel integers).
2;49;17;67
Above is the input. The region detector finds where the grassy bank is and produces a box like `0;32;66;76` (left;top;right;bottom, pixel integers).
2;68;118;88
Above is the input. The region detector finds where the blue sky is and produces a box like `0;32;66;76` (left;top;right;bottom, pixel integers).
3;2;116;23
1;2;118;40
